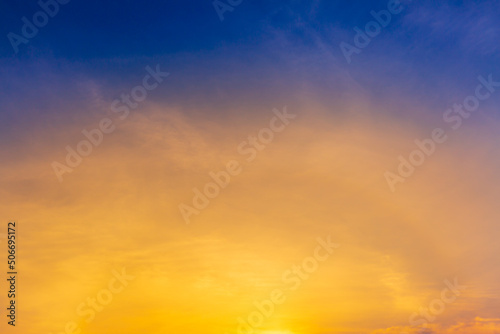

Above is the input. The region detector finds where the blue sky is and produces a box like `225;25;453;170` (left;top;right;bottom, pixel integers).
1;0;499;104
1;0;499;149
1;0;500;171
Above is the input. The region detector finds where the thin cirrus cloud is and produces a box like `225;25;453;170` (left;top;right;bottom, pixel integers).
1;1;499;334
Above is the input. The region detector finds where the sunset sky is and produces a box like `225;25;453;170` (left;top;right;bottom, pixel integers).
1;1;500;334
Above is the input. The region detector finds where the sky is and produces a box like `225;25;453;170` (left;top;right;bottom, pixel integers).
1;1;500;334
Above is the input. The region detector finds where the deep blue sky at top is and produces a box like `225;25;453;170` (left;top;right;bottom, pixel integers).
1;0;499;124
0;0;403;59
0;0;496;63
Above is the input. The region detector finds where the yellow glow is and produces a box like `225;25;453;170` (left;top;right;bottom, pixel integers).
2;105;500;334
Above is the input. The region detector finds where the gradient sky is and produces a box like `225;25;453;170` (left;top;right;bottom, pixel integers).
1;1;500;334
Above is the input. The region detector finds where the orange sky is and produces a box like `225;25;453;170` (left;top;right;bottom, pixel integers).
1;100;499;334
